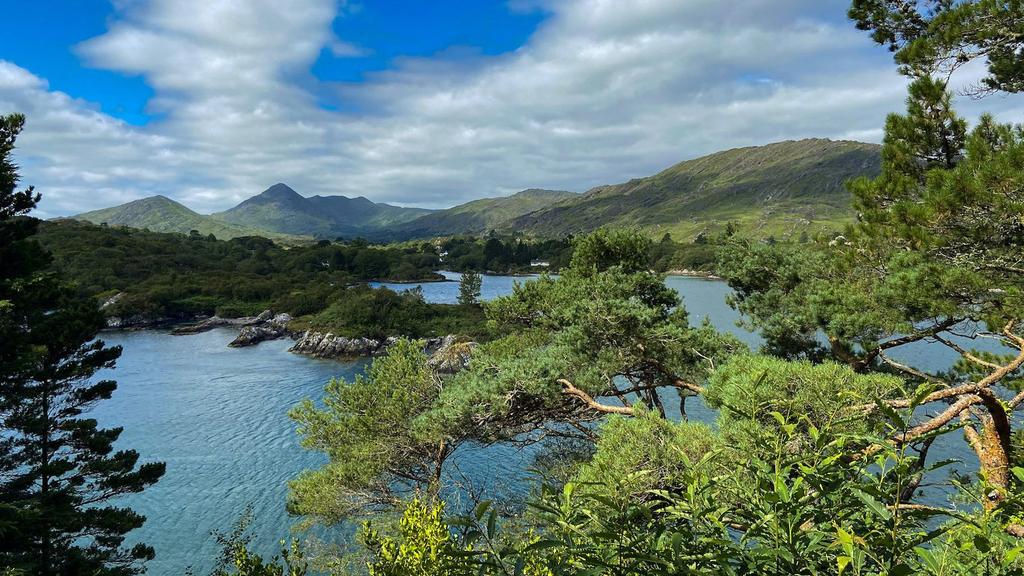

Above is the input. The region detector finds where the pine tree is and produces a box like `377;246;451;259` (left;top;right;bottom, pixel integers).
849;0;1024;94
457;271;482;306
0;113;165;576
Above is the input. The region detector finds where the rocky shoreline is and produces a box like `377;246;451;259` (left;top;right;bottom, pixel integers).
156;309;473;367
664;269;721;280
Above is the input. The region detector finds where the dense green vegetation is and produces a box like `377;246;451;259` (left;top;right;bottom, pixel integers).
438;232;724;275
36;219;444;323
36;221;723;333
0;114;164;575
296;286;486;340
208;3;1024;575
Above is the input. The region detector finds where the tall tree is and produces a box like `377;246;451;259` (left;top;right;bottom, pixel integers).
0;114;165;575
721;2;1024;516
457;271;482;306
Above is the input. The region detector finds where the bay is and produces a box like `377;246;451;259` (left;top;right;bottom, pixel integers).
90;274;994;575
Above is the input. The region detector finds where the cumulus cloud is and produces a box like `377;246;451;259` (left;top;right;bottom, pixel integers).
0;0;1019;217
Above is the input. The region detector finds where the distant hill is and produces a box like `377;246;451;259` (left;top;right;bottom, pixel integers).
386;188;577;240
211;183;433;237
511;139;882;240
68;140;881;243
71;195;294;240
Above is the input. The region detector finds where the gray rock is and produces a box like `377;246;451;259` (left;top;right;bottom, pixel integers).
106;314;157;330
427;336;475;374
249;310;274;324
171;316;234;335
229;324;287;347
288;331;387;359
289;331;475;371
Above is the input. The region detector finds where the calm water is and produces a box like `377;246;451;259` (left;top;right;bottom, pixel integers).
91;275;1001;574
371;270;541;304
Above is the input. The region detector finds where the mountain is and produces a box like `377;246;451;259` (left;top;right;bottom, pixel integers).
71;195;293;240
386;188;577;240
211;183;433;237
511;139;882;239
69;140;881;243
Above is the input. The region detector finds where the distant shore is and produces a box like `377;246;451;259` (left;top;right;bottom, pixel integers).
664;269;721;280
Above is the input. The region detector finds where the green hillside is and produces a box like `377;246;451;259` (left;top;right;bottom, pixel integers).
211;183;433;237
511;139;882;240
71;195;297;241
388;188;577;239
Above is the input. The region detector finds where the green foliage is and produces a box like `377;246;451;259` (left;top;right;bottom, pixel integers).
849;0;1024;94
424;229;741;445
0;113;164;575
439;235;573;273
36;220;444;322
569;228;652;275
304;285;486;340
377;407;993;576
204;509;307;576
457;271;482;306
361;498;464;576
573;408;717;500
705;354;905;448
288;340;456;524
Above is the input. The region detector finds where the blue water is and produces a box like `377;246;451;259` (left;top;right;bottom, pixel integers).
90;275;1006;574
371;270;540;304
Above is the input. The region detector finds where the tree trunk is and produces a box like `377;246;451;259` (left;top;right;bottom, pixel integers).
966;396;1012;509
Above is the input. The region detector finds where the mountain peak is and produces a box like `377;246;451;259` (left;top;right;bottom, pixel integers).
257;183;302;201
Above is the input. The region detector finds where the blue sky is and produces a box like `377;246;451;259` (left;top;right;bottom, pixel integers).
0;1;547;124
0;1;1019;217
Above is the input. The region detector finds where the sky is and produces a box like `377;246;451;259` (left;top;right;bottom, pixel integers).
1;0;1021;218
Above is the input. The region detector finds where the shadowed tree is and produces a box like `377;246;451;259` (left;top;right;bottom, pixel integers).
0;114;165;576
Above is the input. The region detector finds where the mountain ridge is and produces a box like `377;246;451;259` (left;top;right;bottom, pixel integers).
71;195;298;241
210;183;433;237
70;138;883;242
510;138;881;239
382;188;578;240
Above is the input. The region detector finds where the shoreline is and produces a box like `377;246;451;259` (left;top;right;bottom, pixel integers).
664;269;721;280
104;271;725;333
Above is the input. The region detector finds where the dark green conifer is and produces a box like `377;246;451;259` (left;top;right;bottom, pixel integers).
0;113;165;576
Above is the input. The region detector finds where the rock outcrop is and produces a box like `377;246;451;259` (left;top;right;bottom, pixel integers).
171;310;276;335
426;335;476;374
105;314;160;330
228;313;293;347
288;332;393;358
289;331;474;371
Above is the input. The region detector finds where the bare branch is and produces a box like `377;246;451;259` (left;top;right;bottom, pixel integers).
558;379;634;416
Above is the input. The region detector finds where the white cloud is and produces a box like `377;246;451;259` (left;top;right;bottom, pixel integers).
0;0;1020;218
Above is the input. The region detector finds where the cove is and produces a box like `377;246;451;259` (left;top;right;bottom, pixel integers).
90;275;989;575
